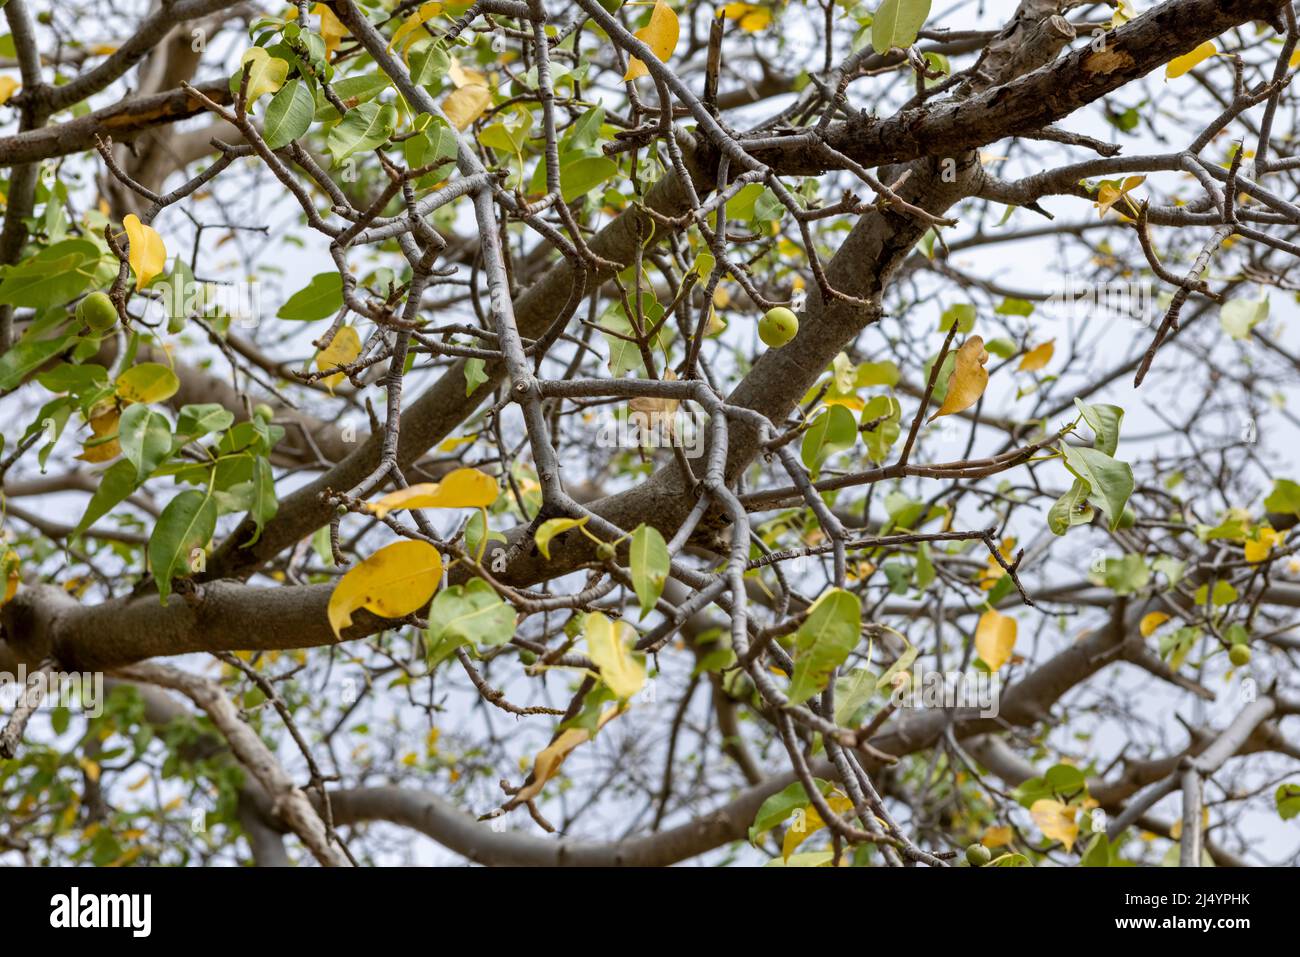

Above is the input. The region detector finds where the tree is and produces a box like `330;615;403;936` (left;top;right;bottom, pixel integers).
0;0;1298;868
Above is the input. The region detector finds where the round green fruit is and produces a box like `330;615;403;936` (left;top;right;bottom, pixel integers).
759;306;799;348
335;504;349;517
966;843;992;867
1117;506;1136;529
76;292;119;334
596;542;617;561
254;403;275;422
1228;644;1251;667
598;0;624;12
519;650;538;666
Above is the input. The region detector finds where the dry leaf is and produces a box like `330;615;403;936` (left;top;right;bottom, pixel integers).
327;539;443;637
929;335;988;421
366;467;499;517
624;0;680;81
1018;339;1055;372
316;325;361;391
1030;798;1079;851
1139;611;1170;637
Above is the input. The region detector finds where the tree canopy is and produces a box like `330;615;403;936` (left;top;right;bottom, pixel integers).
0;0;1299;867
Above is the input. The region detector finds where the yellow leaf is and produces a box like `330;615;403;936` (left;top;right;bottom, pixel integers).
1094;174;1145;219
514;705;621;804
623;0;680;81
0;76;20;105
782;791;854;860
367;467;500;517
721;2;771;31
76;404;121;463
313;3;350;60
116;361;180;404
585;611;646;699
534;515;588;560
1292;47;1300;69
442;83;491;130
1244;526;1281;563
981;825;1013;849
238;47;289;105
1140;611;1171;637
1018;339;1055;372
316;325;361;391
1030;798;1079;851
437;434;477;453
1;547;19;607
1166;41;1216;80
929;335;989;421
327;539;444;637
975;608;1017;672
78;758;101;783
389;1;443;53
122;214;166;291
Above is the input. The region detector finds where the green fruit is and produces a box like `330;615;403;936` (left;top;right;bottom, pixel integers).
759;306;799;348
335;504;349;517
1228;644;1251;667
598;0;624;12
596;542;616;561
1117;506;1136;529
519;650;538;666
966;843;992;867
76;292;119;334
254;403;275;422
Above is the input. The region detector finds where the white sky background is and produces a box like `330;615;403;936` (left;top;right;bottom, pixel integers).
3;0;1299;865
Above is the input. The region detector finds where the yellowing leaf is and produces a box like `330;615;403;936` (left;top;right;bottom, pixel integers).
116;362;180;404
326;539;444;637
1018;339;1055;372
122;214;166;291
975;608;1017;672
316;325;361;391
1244;526;1281;563
239;47;289;105
981;825;1013;849
442;82;491;130
929;335;989;421
76;404;121;463
0;76;20;106
1;547;19;607
782;791;854;861
313;3;349;60
1030;798;1079;851
534;516;588;559
585;611;646;699
1094;175;1145;219
624;0;680;81
513;705;621;805
367;467;499;517
722;2;771;31
1166;41;1216;79
1140;611;1171;637
389;1;443;54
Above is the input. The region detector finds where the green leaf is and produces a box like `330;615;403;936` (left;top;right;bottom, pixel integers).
748;779;833;845
939;302;975;333
1276;783;1300;821
787;588;862;706
630;524;669;620
0;240;102;309
245;456;278;546
1047;478;1094;535
801;404;856;471
855;360;899;387
71;460;138;540
426;578;516;666
118;404;172;479
464;357;488;396
327;101;396;165
1264;479;1300;515
148;489;218;603
1073;399;1124;457
407;38;450;86
1060;445;1133;530
262;77;315;150
871;0;932;54
175;403;234;438
0;336;70;392
860;394;901;465
277;271;342;321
